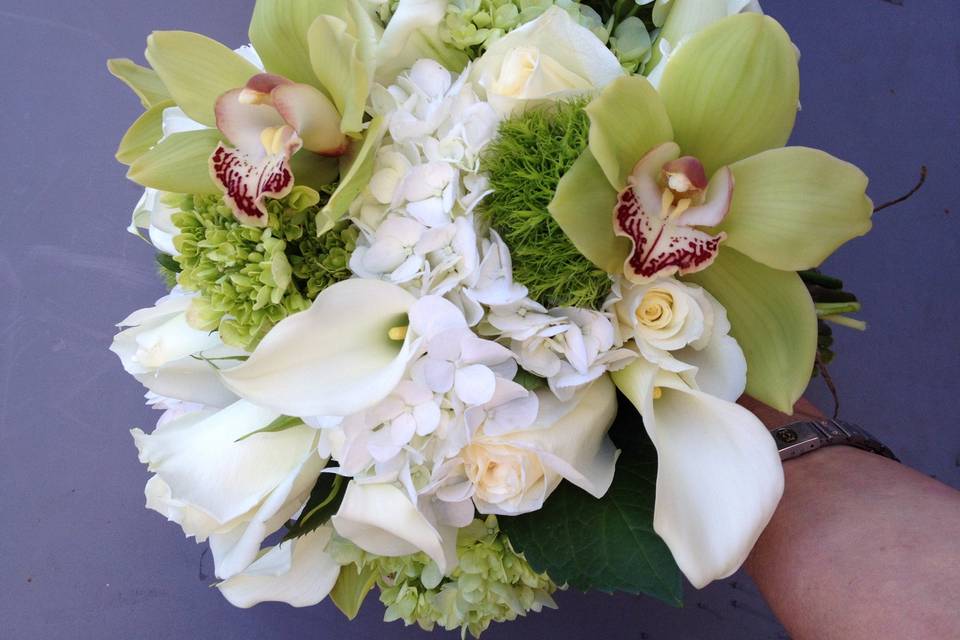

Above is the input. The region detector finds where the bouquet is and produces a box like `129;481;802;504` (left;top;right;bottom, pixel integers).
109;0;878;635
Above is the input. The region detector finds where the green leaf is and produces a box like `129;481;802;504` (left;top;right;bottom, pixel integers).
318;115;387;233
585;75;674;190
234;414;304;443
685;248;817;413
307;15;370;134
329;563;379;620
547;148;631;274
107;58;171;108
127;129;222;194
116;99;174;165
499;404;683;605
718;147;874;271
658;13;799;175
145;31;259;127
283;472;346;541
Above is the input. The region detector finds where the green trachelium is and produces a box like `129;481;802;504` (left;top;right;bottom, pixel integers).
170;187;357;350
368;517;556;638
480;100;613;309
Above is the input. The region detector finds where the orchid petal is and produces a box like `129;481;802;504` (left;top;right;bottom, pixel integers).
209;139;299;227
145;31;259;127
249;0;331;86
213;88;287;156
307;15;369;135
116;100;174;165
685;248;816;413
646;0;731;73
318;116;388;232
272;83;348;155
220;279;418;417
719;147;874;271
548;148;631;273
585;75;674;190
108;58;171;109
332;482;455;574
675;167;734;228
131;400;319;525
614;360;783;589
128;129;222;194
218;527;341;608
658;14;799;175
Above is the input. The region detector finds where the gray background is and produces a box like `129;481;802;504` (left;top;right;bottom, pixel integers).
1;0;957;638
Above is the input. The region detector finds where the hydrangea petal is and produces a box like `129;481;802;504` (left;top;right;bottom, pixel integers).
220;279;418;417
658;14;799;175
719;147;874;271
685;248;817;413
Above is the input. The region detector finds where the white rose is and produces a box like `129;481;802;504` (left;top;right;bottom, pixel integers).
611;277;746;401
128;188;180;254
110;292;242;407
451;376;619;515
132;400;324;580
472;7;624;115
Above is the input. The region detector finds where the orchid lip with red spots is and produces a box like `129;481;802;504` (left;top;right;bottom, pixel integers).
614;142;734;283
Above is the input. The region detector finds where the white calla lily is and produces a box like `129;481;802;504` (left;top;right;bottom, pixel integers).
217;527;341;608
221;279;419;418
612;358;783;588
111;292;241;407
332;481;457;574
132;400;323;578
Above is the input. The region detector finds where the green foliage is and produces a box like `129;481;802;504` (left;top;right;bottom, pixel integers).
498;395;683;605
800;269;862;367
155;252;180;290
480;100;613;309
171;187;358;350
284;471;346;541
368;517;557;638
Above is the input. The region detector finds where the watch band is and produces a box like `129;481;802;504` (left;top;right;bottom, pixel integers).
772;419;899;463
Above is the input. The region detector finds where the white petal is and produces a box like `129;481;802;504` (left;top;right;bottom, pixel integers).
454;364;497;405
680;333;747;402
221;279;419;417
131;400;318;525
408;295;469;339
217;527;340;608
332;482;455;574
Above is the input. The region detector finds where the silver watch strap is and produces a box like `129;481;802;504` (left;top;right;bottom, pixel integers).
772;419;899;463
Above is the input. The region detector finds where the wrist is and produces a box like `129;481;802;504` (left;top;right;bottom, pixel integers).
738;396;825;431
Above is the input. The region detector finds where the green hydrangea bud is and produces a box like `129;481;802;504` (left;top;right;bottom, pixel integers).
368;517;557;638
170;189;358;350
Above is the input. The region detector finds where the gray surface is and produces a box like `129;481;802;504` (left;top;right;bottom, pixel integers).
1;1;957;638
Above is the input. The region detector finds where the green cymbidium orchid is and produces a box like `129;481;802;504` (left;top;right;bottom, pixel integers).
110;0;384;230
549;13;874;412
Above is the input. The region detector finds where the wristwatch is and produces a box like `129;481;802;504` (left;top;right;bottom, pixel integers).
771;419;899;463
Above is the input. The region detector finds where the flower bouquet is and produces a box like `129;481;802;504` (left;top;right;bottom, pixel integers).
109;0;877;635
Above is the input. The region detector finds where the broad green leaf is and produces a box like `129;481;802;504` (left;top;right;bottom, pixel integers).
234;414;304;443
127;129;222;194
307;16;369;134
116;99;174;165
547;148;631;274
658;14;799;175
318;115;387;233
329;564;379;620
145;31;259;127
586;75;674;190
107;58;171;108
284;472;346;541
499;400;683;604
718;147;874;271
685;248;816;413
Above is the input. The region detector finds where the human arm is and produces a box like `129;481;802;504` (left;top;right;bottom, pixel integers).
742;398;960;640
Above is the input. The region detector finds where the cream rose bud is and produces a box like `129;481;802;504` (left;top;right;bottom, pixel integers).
453;375;619;515
472;6;624;115
616;278;714;353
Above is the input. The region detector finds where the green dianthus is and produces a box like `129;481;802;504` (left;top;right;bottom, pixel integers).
170;188;357;350
480;100;613;309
